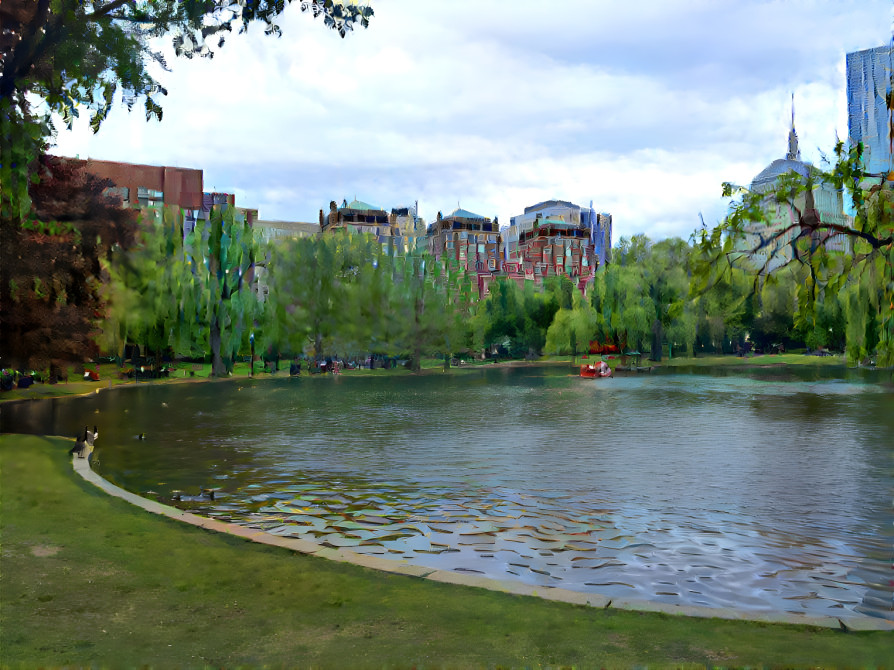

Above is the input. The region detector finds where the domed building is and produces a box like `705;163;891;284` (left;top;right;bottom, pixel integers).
741;104;852;273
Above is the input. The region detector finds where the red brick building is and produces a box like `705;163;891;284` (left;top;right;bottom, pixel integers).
80;158;204;210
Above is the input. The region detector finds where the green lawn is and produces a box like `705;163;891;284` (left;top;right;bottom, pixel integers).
1;435;891;668
3;353;869;405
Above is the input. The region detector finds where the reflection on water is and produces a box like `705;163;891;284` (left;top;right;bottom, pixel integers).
3;364;892;619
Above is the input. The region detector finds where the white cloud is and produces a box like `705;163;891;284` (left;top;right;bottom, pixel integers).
50;0;893;244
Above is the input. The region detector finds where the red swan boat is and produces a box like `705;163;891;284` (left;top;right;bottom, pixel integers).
580;361;612;378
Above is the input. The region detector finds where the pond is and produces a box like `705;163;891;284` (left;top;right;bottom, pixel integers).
3;364;892;621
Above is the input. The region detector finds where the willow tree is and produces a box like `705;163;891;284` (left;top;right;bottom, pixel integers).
544;290;598;358
388;249;460;372
104;206;212;367
590;236;656;356
262;234;363;361
194;206;259;375
696;142;894;365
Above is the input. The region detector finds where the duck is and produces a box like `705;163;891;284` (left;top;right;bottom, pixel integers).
172;488;220;502
69;427;88;457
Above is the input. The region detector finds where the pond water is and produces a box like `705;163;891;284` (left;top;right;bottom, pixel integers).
3;364;893;620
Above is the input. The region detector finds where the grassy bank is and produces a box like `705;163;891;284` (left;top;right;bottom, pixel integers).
1;435;891;668
0;357;565;404
1;353;861;406
661;353;848;367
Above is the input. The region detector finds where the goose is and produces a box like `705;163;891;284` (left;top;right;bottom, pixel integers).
69;427;88;457
86;425;98;447
172;488;220;502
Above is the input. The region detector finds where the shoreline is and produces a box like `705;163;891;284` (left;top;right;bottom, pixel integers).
0;352;869;407
4;434;891;666
69;448;893;631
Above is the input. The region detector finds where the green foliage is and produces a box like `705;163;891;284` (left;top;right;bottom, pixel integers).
1;1;374;135
103;205;258;373
590;235;690;359
192;206;258;375
544;291;597;356
698;139;894;365
474;279;556;358
261;234;472;369
0;99;49;223
263;233;357;358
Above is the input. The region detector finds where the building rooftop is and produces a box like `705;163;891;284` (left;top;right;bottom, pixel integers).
523;199;580;215
343;199;380;212
447;207;487;220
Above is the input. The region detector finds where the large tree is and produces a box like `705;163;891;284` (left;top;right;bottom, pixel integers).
0;0;374;119
1;0;373;371
262;234;357;361
0;155;138;375
1;0;373;218
695;143;894;364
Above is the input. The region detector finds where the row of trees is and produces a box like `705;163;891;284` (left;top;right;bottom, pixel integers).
2;2;891;372
87;205;889;374
3;179;891;374
1;0;375;375
2;152;890;374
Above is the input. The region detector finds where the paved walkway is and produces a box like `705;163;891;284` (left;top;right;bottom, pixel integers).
71;453;893;631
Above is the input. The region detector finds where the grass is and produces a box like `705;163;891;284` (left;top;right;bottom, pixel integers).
1;357;571;404
661;352;848;367
2;435;892;668
3;351;883;407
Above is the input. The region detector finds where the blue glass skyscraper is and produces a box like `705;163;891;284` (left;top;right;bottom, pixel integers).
846;45;893;176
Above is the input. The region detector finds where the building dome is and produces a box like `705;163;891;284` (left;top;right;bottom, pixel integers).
750;158;812;192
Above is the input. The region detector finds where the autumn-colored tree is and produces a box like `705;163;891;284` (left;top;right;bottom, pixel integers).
0;156;137;375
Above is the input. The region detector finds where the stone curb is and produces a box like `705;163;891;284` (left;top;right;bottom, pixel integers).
71;454;894;631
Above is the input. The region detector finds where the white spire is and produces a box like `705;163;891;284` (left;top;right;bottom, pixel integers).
786;92;801;161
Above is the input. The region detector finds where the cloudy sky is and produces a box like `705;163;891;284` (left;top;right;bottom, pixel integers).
51;0;892;243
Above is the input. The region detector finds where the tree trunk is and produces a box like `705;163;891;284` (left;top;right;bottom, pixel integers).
412;294;422;372
650;318;663;362
210;315;225;376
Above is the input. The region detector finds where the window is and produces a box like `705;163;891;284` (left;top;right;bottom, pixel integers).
137;186;164;207
102;186;129;205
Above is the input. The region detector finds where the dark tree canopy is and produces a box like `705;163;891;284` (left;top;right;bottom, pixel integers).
0;0;374;128
0;156;139;373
